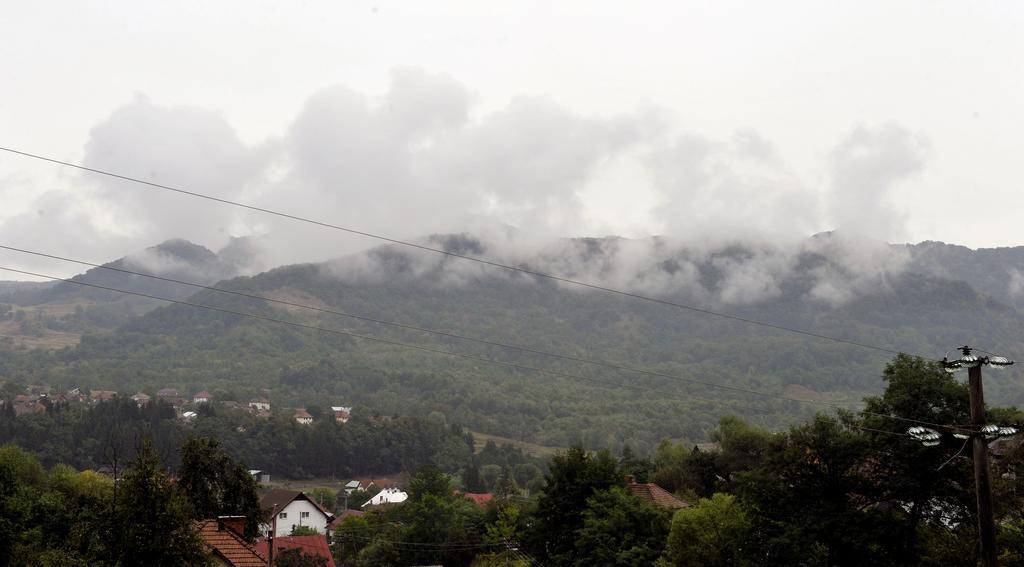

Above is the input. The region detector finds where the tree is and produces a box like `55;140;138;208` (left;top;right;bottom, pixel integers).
859;354;975;562
574;486;670;566
526;446;622;565
660;493;753;567
112;439;208;566
275;546;329;566
178;436;265;541
737;415;903;566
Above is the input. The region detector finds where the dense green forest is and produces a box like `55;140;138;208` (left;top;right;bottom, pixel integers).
4;235;1024;452
4;355;1024;565
0;397;546;481
331;355;1024;566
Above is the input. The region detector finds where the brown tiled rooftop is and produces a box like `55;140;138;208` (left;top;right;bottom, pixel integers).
627;482;690;509
195;519;266;567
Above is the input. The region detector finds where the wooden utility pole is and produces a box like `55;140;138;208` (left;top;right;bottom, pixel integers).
968;362;997;567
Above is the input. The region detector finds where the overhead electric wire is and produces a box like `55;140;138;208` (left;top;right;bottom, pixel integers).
0;263;960;435
0;146;909;357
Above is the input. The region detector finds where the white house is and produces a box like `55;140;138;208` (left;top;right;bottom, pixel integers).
193;390;213;404
331;406;352;423
294;408;313;425
361;487;408;508
248;397;271;411
261;489;334;537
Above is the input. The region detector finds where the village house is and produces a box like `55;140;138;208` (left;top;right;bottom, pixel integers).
331;406;351;423
193;390;214;404
255;535;336;567
261;489;334;537
361;487;408;508
248;397;270;412
195;517;265;567
293;408;313;425
343;479;375;495
156;388;185;406
131;392;151;407
89;390;117;404
625;475;689;509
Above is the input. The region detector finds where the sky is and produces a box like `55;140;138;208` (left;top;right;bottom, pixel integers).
2;1;1024;279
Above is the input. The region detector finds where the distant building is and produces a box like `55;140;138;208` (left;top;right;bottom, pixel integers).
260;489;334;538
157;388;185;406
89;390;117;404
248;397;270;412
181;411;198;422
293;408;313;425
625;476;689;509
331;406;351;423
458;492;494;507
131;392;151;407
361;487;408;508
193;390;214;404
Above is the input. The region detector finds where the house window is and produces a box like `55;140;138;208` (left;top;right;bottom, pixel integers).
300;511;310;518
279;512;288;519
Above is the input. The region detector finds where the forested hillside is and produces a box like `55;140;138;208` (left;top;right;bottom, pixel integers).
3;233;1024;452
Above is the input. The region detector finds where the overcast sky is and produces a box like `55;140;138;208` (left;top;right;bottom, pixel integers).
2;1;1023;277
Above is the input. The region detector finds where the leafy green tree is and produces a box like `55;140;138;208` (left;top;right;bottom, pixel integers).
113;439;208;566
574;486;670;566
660;493;753;567
291;525;320;536
178;436;265;541
526;445;622;565
275;545;329;566
859;354;974;562
393;464;485;567
738;415;903;566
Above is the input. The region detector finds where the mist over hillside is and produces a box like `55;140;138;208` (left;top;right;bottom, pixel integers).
3;231;1024;450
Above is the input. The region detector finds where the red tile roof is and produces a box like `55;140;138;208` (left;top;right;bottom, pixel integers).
459;492;494;507
627;482;690;509
326;509;364;531
195;519;266;567
255;535;335;567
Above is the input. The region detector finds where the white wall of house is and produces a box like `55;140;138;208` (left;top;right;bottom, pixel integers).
269;499;329;537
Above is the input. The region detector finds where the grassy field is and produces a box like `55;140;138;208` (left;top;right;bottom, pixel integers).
469;430;563;458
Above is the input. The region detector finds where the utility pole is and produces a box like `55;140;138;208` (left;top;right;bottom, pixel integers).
268;504;277;566
968;360;997;567
935;345;1015;567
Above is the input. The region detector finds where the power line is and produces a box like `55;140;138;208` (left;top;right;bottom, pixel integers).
0;264;958;434
0;146;907;357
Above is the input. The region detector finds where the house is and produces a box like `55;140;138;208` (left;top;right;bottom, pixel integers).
294;408;313;425
361;487;408;508
180;411;198;421
249;470;271;484
255;534;336;567
326;509;364;532
89;390;118;404
261;489;334;538
131;392;151;407
625;476;689;509
157;388;185;406
195;517;266;567
458;492;494;507
331;406;351;423
248;397;270;412
193;390;214;404
343;479;375;494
